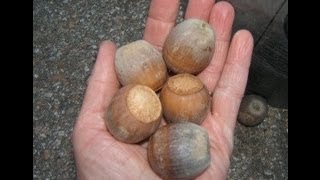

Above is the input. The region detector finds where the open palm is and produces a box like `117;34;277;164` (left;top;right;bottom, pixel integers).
72;0;254;179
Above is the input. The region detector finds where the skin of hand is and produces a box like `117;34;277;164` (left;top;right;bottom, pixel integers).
72;0;254;179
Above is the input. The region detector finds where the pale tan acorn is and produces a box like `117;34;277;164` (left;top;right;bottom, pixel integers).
147;122;211;179
163;19;215;74
160;73;210;125
115;40;167;91
105;84;162;143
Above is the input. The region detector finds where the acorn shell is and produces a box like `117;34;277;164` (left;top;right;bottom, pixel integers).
105;84;162;143
115;40;167;91
160;73;210;125
163;19;215;74
238;95;268;126
147;122;211;180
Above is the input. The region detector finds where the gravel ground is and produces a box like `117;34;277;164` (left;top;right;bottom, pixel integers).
33;0;288;179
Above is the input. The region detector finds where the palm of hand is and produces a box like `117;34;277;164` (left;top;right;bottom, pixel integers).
73;0;253;180
74;113;234;179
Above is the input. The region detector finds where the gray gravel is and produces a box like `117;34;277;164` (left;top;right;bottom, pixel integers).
229;107;288;179
33;0;288;179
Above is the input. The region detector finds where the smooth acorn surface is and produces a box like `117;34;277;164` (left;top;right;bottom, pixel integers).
147;122;211;180
163;19;215;74
160;73;210;125
115;40;167;91
105;84;162;143
238;95;268;126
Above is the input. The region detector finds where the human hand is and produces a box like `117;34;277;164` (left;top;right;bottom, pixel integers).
72;0;254;179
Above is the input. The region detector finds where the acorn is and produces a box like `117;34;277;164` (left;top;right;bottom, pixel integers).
237;95;268;126
105;84;162;143
160;73;210;125
163;19;215;74
115;40;167;91
147;122;211;180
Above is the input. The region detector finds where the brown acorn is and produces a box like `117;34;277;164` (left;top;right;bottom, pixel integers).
163;19;215;74
115;40;167;91
238;95;268;126
147;122;211;180
160;73;210;125
105;84;162;143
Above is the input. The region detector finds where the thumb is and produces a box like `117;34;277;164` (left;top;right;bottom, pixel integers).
77;40;119;125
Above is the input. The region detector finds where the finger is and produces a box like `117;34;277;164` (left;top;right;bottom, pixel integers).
210;30;254;137
79;41;119;122
198;1;235;92
185;0;215;21
143;0;180;50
